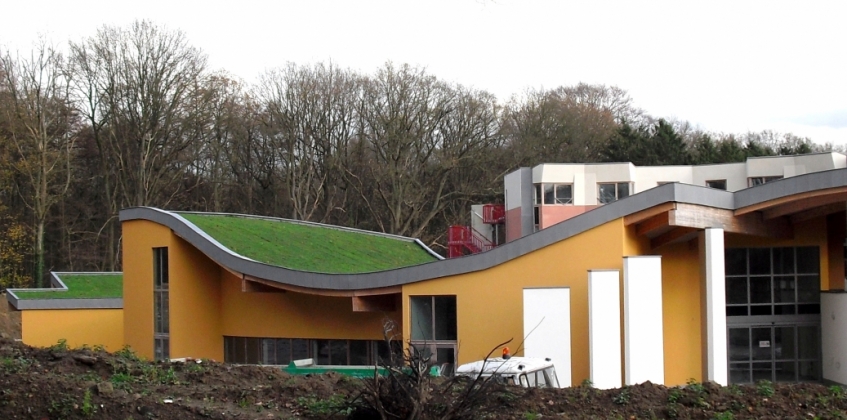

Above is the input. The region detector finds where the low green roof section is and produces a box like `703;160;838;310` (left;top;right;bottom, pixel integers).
13;273;123;300
179;213;439;274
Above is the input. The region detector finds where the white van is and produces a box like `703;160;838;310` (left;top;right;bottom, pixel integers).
455;357;560;388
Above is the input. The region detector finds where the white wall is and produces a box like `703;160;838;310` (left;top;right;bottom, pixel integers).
504;170;526;211
692;163;747;191
822;293;847;385
633;166;693;194
523;287;571;387
623;256;664;385
588;270;622;389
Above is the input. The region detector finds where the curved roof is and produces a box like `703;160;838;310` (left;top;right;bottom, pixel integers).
119;168;847;293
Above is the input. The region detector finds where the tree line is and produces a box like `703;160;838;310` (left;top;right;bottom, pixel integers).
0;21;840;288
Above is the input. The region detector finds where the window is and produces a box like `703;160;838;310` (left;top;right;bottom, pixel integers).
542;184;573;205
748;176;782;187
410;296;458;368
725;247;820;317
597;182;631;204
153;247;169;361
706;180;727;190
224;337;393;366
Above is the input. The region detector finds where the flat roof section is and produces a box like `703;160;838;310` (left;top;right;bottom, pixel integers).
6;272;123;310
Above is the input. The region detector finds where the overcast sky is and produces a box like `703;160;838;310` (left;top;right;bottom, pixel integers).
2;0;845;146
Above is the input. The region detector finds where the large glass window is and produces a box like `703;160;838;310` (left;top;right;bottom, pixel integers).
541;184;573;205
725;246;821;384
597;182;631;204
410;296;458;369
153;247;169;361
224;337;388;366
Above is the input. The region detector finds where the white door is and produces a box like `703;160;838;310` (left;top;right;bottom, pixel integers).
523;287;571;387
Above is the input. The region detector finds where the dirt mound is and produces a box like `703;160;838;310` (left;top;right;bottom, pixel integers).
0;293;22;340
1;337;846;419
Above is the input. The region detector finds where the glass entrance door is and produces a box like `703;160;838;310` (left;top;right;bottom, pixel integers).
728;324;820;383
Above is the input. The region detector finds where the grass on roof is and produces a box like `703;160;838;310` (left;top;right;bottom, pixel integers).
179;213;438;274
14;274;123;300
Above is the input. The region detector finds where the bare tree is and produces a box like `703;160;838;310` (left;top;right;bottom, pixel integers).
0;41;76;286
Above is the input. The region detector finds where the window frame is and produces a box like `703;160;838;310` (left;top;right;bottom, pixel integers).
597;182;631;204
748;176;783;187
706;179;727;190
153;247;170;361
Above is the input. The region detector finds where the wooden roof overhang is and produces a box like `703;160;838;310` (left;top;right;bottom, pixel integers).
625;186;847;249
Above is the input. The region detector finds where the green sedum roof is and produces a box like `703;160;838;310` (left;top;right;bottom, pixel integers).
178;213;438;274
13;274;123;300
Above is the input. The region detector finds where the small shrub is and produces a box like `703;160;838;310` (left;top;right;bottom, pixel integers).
756;380;774;397
614;387;631;405
686;378;705;394
713;411;734;420
114;345;140;361
580;378;594;388
81;389;95;417
668;388;682;404
50;339;69;352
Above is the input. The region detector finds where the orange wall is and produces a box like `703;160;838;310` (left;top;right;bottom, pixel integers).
505;207;523;242
123;220;171;358
22;309;123;351
219;271;400;341
403;219;628;385
657;243;703;384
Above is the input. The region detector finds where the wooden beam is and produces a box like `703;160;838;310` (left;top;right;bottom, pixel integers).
242;279;285;293
762;193;847;220
242;275;401;297
635;212;671;237
735;186;847;216
790;202;847;224
651;227;700;249
624;202;676;226
670;203;792;239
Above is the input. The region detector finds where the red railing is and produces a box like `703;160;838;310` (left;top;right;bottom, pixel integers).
448;225;496;258
482;204;505;224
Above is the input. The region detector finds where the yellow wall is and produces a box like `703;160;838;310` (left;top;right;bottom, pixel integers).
403;219;628;385
657;242;703;384
123;220;171;359
22;309;123;351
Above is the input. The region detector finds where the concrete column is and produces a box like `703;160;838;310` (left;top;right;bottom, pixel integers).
700;228;728;385
623;256;664;385
588;270;622;389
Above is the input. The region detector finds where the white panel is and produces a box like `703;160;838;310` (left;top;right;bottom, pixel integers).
700;228;727;385
523;288;571;387
589;270;622;389
823;293;847;385
623;256;664;385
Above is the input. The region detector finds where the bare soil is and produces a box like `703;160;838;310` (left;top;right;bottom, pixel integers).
1;336;847;419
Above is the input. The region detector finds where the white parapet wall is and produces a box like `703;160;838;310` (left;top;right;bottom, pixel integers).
700;228;728;385
623;256;664;385
588;270;622;389
523;287;571;387
822;292;847;385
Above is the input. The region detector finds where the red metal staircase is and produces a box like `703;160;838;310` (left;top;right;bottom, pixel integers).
447;204;504;258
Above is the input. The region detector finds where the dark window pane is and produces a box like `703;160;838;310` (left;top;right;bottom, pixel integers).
773;276;795;303
245;338;260;364
750;305;772;316
796;247;819;274
798;361;819;381
316;339;331;365
749;277;771;304
751;329;772;362
543;184;554;205
349;340;369;365
729;328;750;362
752;362;772;382
162;338;169;360
798;326;819;360
727;306;748;316
773;305;796;315
798;304;820;314
726;249;747;275
292;339;309;360
533;206;539;226
749;248;771;275
411;297;434;340
617;183;630;199
773;248;795;274
276;339;291;365
730;363;751;384
234;337;246;363
775;361;797;382
774;327;795;360
533;184;542;205
707;180;727;190
797;275;819;302
598;184;616;204
162;292;169;334
555;185;573;204
330;340;348;365
262;339;275;365
434;296;457;340
726;278;748;304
